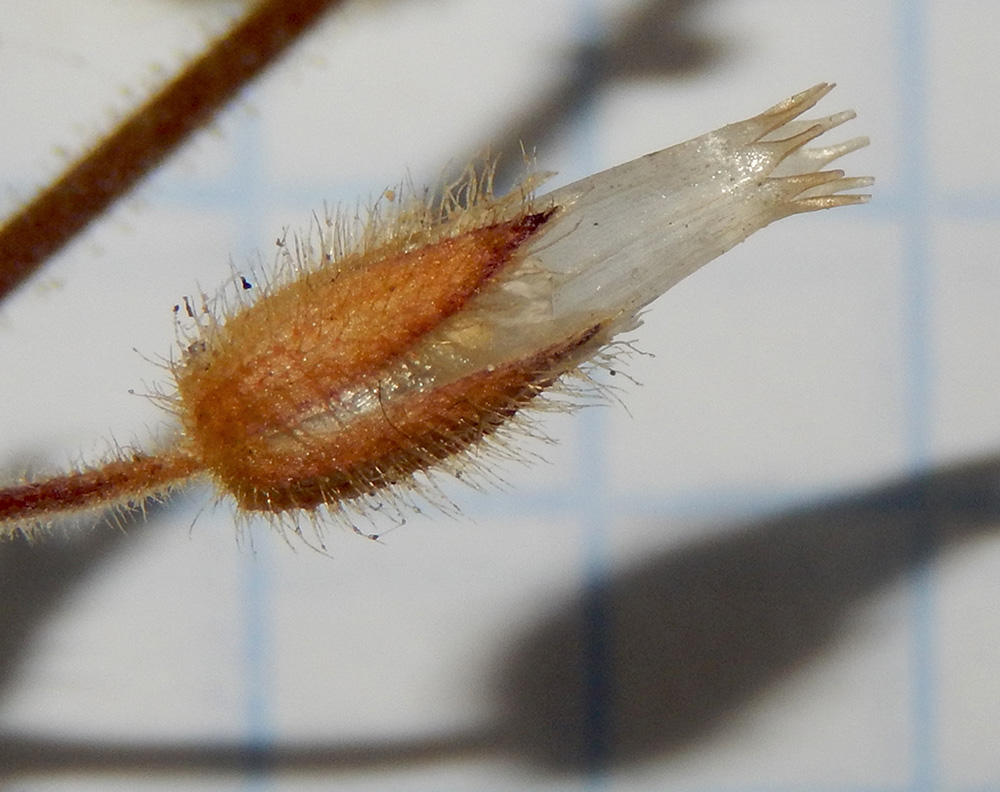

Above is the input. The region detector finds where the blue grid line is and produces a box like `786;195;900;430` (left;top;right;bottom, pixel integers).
224;113;278;789
569;0;615;785
895;3;938;792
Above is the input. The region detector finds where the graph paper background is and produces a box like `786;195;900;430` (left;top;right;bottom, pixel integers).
1;0;1000;790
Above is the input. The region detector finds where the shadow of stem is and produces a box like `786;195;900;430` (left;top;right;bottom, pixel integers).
2;453;998;779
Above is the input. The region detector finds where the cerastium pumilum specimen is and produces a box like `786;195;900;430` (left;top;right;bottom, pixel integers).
0;9;871;547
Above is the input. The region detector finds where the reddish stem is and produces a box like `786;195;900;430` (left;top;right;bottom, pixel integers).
0;0;345;301
0;450;203;528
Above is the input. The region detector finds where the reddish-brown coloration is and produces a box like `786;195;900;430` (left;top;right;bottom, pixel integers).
0;0;344;301
227;324;607;512
175;211;557;511
0;451;199;524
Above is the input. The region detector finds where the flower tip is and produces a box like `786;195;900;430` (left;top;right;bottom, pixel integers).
777;82;835;111
781;173;874;216
746;82;837;140
521;84;872;327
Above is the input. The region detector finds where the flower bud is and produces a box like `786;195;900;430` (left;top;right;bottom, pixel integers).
0;84;871;538
171;83;871;523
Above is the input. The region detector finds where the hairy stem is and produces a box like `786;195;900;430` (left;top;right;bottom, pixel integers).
0;0;345;301
0;450;204;534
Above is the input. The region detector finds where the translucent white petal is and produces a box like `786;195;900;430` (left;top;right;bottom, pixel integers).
520;83;872;335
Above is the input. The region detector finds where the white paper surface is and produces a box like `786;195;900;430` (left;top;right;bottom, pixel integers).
1;1;999;790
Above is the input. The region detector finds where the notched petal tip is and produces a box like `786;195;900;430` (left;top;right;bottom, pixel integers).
775;172;875;217
752;88;872;214
715;84;872;215
773;135;870;176
760;103;867;169
761;109;855;146
731;82;835;143
787;191;872;215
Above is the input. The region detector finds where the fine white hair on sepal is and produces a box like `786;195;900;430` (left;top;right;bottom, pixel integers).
519;83;872;339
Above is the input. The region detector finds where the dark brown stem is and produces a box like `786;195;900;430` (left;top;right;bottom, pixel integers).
0;0;345;302
0;450;203;531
